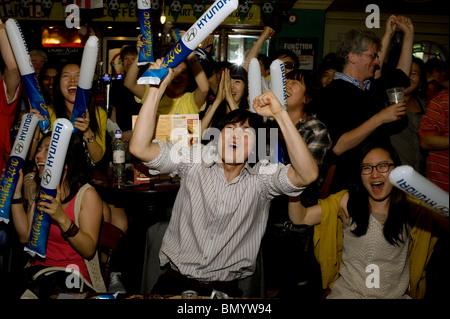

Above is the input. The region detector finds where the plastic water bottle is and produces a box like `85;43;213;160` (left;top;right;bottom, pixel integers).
112;130;125;186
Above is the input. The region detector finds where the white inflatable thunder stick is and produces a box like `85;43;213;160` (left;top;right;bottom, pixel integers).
0;113;39;223
389;165;449;217
71;36;99;133
5;19;50;133
25;119;74;258
139;0;238;85
269;59;287;110
248;58;262;113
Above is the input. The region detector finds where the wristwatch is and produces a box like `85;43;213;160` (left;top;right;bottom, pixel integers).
83;133;95;143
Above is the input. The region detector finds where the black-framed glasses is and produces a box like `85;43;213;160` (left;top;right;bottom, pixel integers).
362;52;379;61
360;162;395;175
283;62;296;70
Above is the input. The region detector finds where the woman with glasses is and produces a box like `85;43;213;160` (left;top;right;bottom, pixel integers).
38;61;59;107
288;141;448;299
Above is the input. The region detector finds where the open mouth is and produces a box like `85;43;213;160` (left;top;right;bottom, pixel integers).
371;182;384;193
68;86;77;94
36;162;45;172
229;143;238;149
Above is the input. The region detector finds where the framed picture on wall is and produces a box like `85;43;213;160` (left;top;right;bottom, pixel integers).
277;37;318;70
102;36;137;76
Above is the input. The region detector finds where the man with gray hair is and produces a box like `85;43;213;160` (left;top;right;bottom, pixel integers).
315;16;414;193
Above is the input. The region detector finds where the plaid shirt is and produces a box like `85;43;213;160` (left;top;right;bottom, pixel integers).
295;115;332;168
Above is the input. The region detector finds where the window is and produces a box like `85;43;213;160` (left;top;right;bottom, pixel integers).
227;34;270;65
413;41;447;62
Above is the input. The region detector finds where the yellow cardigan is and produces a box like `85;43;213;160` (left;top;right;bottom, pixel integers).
313;190;438;299
47;105;107;159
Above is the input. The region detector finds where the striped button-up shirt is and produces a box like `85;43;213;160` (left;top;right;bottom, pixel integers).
144;140;304;281
334;71;372;91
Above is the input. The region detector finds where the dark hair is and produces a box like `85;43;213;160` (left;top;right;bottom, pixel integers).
63;132;92;203
216;108;263;132
52;61;101;141
273;49;300;69
425;57;447;74
318;52;342;75
347;141;410;245
257;54;271;71
34;132;91;204
120;45;137;62
209;64;250;128
38;61;60;105
411;56;428;100
229;64;249;109
286;69;320;115
215;109;265;166
336;29;381;67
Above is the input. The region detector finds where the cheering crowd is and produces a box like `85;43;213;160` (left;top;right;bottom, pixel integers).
0;10;448;300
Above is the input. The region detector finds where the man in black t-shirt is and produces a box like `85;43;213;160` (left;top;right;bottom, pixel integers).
314;16;414;193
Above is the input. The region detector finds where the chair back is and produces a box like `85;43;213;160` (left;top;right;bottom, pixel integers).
99;221;124;285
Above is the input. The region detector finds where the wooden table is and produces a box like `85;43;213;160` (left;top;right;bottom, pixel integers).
91;166;180;218
90;166;180;293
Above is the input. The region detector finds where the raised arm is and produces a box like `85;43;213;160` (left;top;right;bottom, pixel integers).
129;60;174;162
201;70;225;136
394;15;414;76
375;15;397;79
223;68;239;111
124;35;147;100
0;18;21;100
242;26;275;72
187;51;209;108
333;102;407;156
253;91;318;187
288;195;323;226
288;191;349;226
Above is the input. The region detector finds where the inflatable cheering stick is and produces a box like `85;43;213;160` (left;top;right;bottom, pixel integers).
389;165;449;217
248;58;262;113
5;19;49;133
70;36;99;133
139;0;238;85
137;0;155;66
270;59;287;110
0;113;39;224
25;119;74;258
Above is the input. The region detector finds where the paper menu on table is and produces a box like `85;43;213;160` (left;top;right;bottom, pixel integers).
132;114;200;147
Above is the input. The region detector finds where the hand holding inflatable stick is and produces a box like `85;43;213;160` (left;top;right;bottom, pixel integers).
0;113;39;224
389;165;449;217
5;19;49;133
25;119;74;258
138;0;238;85
70;36;99;133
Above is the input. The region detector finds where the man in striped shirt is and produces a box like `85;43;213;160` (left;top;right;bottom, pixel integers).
130;60;318;297
419;89;449;192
